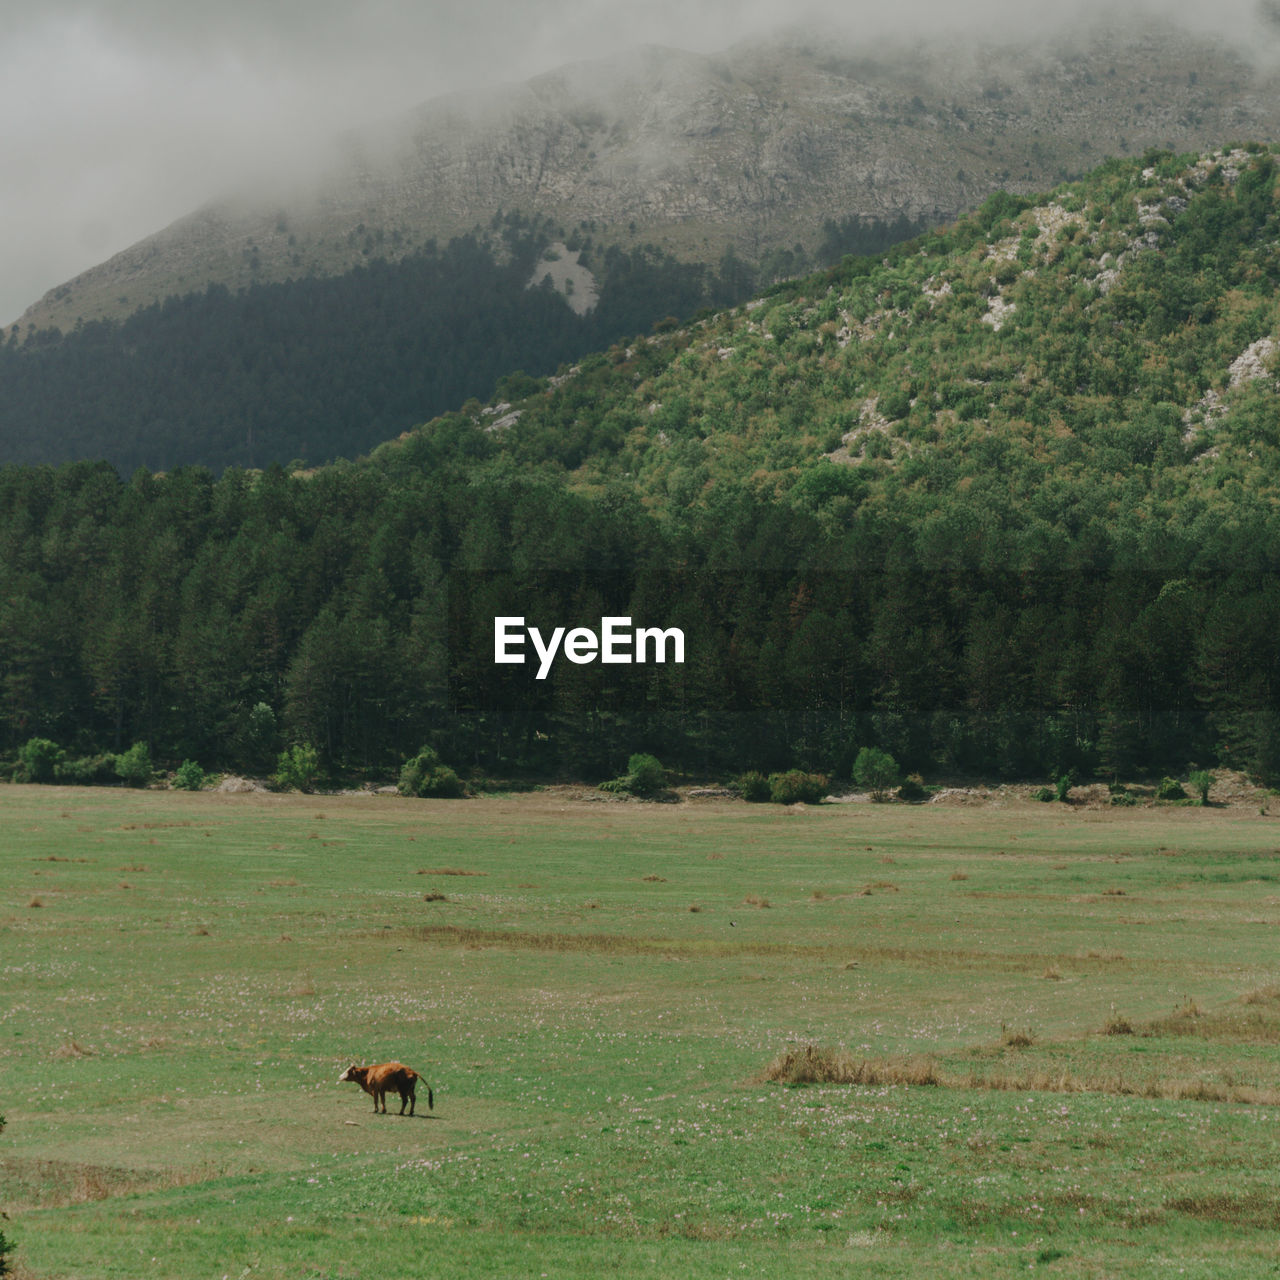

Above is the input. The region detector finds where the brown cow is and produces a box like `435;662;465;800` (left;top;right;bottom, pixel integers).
338;1061;433;1115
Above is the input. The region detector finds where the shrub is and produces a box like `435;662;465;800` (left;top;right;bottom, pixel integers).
275;743;320;793
173;759;206;791
113;741;154;788
896;773;928;803
1187;769;1213;806
852;746;900;801
599;753;668;798
624;753;667;797
1034;786;1055;802
52;754;116;785
398;746;467;799
1156;776;1188;802
732;771;771;802
1055;770;1075;803
768;770;829;805
17;737;63;784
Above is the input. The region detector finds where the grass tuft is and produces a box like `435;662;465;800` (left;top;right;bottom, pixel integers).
53;1040;94;1059
759;1043;940;1087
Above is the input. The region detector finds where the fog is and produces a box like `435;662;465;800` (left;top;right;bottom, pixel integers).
2;0;1275;325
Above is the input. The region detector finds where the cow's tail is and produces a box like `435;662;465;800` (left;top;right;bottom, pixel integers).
427;1084;434;1111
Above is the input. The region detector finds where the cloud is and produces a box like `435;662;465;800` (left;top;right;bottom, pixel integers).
1;0;1275;324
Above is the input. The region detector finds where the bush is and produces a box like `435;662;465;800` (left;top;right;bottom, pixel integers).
625;753;667;797
53;754;116;785
17;737;63;783
398;746;467;798
1034;787;1056;802
173;759;206;791
599;753;668;799
1187;769;1213;806
852;747;900;801
732;771;771;802
1055;770;1075;803
768;770;828;805
896;773;928;803
114;741;154;788
1156;776;1188;802
275;743;320;793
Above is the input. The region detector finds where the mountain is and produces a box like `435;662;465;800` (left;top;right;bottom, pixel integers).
15;19;1280;335
4;146;1280;786
390;145;1280;522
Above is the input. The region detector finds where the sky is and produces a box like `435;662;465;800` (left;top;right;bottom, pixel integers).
1;0;1273;326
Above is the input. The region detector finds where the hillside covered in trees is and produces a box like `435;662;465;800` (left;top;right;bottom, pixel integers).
3;147;1280;786
0;213;919;474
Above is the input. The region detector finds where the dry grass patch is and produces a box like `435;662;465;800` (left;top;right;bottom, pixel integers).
0;1158;210;1210
641;874;666;882
950;871;969;881
1166;1192;1280;1227
1140;990;1280;1044
759;1043;940;1087
417;867;487;876
1243;984;1280;1005
27;897;43;908
761;1043;1280;1105
422;892;448;902
1101;1013;1136;1035
743;895;771;909
53;1040;94;1059
1000;1025;1036;1048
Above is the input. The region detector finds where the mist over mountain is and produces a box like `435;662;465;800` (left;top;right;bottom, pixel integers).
15;17;1280;335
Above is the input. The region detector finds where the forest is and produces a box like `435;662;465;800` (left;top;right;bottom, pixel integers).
2;148;1280;787
0;213;924;475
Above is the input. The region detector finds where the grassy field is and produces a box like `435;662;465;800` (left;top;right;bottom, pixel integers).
3;784;1280;1279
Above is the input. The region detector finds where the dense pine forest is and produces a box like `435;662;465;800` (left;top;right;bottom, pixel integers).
3;148;1280;786
0;214;922;474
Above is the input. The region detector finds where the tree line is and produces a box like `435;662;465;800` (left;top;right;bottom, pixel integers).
3;448;1278;786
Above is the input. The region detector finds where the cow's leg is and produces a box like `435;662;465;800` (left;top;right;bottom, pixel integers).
402;1083;415;1116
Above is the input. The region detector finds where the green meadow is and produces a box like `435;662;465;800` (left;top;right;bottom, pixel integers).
3;784;1280;1278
